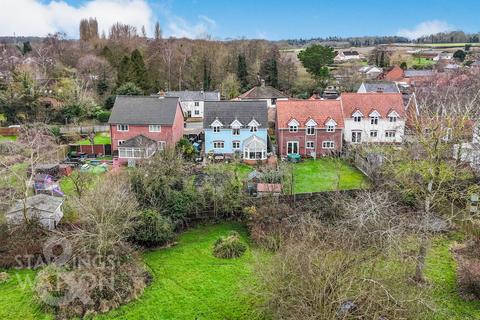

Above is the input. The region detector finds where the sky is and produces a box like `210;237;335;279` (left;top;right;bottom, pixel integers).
0;0;479;40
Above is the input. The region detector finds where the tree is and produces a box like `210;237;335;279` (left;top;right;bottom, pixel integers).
236;54;249;91
154;21;162;40
79;18;99;42
130;49;149;90
453;49;467;62
400;61;408;70
117;55;133;86
202;60;212;91
260;54;279;88
221;73;241;100
115;82;143;96
297;45;334;87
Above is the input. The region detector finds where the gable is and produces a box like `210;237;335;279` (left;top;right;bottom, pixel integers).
210;119;223;127
288;118;300;127
230;119;243;128
369;110;381;117
352;110;364;117
247;119;260;127
325;118;337;126
387;110;400;118
305;118;318;127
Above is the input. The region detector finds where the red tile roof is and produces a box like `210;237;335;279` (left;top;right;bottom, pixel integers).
384;66;404;82
341;92;405;118
276;99;344;128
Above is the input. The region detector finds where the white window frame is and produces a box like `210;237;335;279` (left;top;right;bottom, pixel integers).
385;130;396;138
194;101;200;107
370;130;378;138
117;140;125;146
370;116;379;125
389;116;397;122
232;140;240;149
213;126;221;133
194;109;200;115
287;141;299;154
232;128;240;135
117;124;129;132
352;131;362;143
149;125;161;132
353;116;362;122
306;126;315;135
250;126;258;133
213;141;224;149
326;125;335;132
306;141;315;149
157;141;166;150
289;125;298;133
322;141;335;149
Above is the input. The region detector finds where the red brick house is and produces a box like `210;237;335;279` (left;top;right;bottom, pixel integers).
276;100;344;157
108;96;184;163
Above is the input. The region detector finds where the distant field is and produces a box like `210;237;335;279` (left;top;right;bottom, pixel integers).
396;43;479;48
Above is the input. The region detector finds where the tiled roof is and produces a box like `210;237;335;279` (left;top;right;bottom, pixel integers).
120;134;157;148
108;96;180;125
276;99;344;128
383;66;404;81
238;85;288;99
8;194;63;214
165;90;220;101
404;69;436;77
203;100;268;129
341;93;405;118
342;50;360;56
361;82;400;93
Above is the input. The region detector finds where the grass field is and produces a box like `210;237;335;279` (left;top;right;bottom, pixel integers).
95;223;267;320
1;225;479;319
408;57;436;68
76;132;111;145
0;135;17;141
293;158;369;193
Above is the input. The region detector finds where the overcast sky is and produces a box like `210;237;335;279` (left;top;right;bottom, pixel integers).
0;0;478;40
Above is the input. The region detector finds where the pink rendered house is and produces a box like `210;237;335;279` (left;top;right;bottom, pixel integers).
108;96;184;164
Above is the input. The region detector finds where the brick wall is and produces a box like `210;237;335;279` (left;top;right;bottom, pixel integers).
277;128;343;156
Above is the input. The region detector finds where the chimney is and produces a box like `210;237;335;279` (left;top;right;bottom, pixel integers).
260;79;266;87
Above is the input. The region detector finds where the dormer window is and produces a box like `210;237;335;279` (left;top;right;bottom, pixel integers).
388;110;399;122
250;126;257;133
369;110;380;125
288;119;300;133
247;119;260;133
324;118;337;132
213;126;221;133
211;118;223;133
326;125;335;132
307;126;315;135
233;128;240;135
352;110;363;122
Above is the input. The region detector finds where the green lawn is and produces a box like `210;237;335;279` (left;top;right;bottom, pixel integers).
0;135;17;141
293;158;369;193
76;132;111;145
408;57;436;68
95;223;266;319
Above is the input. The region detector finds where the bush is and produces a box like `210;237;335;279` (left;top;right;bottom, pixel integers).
455;243;480;300
35;259;149;318
212;231;247;259
96;110;111;123
129;210;175;247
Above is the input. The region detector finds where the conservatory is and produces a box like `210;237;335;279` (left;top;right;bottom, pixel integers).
243;135;267;161
117;135;158;159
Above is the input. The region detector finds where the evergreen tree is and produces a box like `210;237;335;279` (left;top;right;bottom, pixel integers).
203;61;211;91
130;49;149;91
117;56;133;87
96;71;109;96
260;56;279;88
236;54;248;91
154;21;162;40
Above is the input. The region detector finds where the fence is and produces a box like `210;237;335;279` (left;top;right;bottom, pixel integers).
70;144;112;156
0;127;19;136
58;125;109;134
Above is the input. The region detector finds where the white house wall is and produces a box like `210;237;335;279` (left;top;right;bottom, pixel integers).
180;101;204;118
344;118;405;143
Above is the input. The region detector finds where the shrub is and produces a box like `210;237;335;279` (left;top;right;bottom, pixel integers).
455;242;480;300
129;210;175;247
212;231;247;259
35;259;149;318
0;272;8;282
96;110;111;123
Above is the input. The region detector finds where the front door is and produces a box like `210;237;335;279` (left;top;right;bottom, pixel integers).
187;111;192;118
287;141;299;154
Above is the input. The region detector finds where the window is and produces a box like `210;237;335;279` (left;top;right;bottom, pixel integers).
322;141;335;149
194;109;200;115
307;126;315;135
118;140;125;146
157;141;166;150
213;141;224;148
289;125;298;132
370;130;378;138
117;124;128;131
287;141;299;154
271;98;277;106
232;141;240;149
306;141;315;149
353;116;362;122
194;101;200;107
370;116;379;125
326;125;335;132
352;131;362;143
389;116;397;122
213;126;220;133
149;125;161;132
385;130;396;138
232;128;240;135
250;126;258;132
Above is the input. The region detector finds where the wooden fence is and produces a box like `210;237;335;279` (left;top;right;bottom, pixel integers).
0;127;19;136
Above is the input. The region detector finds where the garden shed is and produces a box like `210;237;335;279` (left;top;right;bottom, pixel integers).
6;194;64;230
